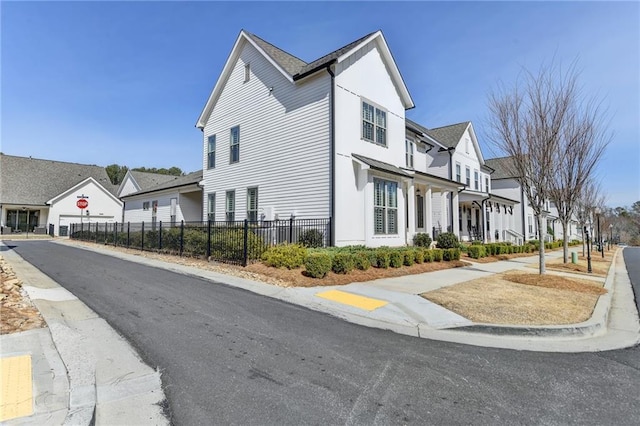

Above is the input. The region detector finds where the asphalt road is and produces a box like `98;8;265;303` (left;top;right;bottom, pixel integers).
10;241;640;425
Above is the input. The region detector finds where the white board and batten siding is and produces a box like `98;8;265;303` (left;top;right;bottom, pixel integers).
333;39;407;247
201;41;331;222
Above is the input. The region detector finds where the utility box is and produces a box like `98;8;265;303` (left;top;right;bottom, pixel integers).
571;251;578;264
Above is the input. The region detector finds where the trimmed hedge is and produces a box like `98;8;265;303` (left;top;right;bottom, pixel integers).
261;244;307;269
413;233;432;247
443;248;461;261
468;245;487;259
403;249;416;266
432;249;443;262
389;250;404;268
332;252;355;274
436;232;459;249
375;250;391;269
354;251;371;271
304;252;332;278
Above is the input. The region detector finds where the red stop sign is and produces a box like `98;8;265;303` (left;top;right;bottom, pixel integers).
77;199;88;209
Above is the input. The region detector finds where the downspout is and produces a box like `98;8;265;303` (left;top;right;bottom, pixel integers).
327;65;336;246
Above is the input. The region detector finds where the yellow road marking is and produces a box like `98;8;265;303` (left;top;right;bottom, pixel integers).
316;289;388;311
0;355;33;421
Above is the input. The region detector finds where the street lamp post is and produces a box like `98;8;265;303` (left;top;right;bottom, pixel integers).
609;224;613;251
584;226;592;273
594;207;603;258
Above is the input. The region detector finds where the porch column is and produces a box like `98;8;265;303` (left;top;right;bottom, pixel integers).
452;191;460;236
441;192;448;232
406;183;416;244
425;185;433;236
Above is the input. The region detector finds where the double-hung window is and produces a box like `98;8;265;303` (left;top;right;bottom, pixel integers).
465;167;471;186
405;139;414;169
374;178;398;234
207;193;215;222
230;126;240;164
207;135;216;169
143;201;150;211
474;170;479;190
247;187;258;222
455;163;461;182
485;177;489;193
362;101;386;146
225;190;235;222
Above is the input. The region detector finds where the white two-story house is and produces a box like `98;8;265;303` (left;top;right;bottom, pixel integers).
197;30;467;247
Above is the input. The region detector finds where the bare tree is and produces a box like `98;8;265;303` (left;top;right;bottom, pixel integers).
488;63;578;274
549;86;610;262
574;179;602;256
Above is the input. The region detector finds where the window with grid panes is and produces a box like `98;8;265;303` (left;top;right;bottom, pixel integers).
247;187;258;222
225;190;235;222
207;193;215;222
374;178;398;234
465;167;471;186
230;126;240;163
405;139;414;168
474;170;479;190
207;135;216;169
456;163;461;182
362;101;386;146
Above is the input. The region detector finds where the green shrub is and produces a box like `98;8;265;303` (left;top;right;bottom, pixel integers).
403;249;415;266
423;249;434;262
261;244;307;269
389;250;404;268
182;228;207;256
413;233;432;247
332;252;355;274
436;232;459;249
415;248;425;264
354;251;371;270
298;229;325;248
304;252;332;278
375;249;391;269
443;248;461;261
432;249;443;262
467;245;486;259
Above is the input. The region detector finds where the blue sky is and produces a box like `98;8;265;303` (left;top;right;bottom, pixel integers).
2;1;638;206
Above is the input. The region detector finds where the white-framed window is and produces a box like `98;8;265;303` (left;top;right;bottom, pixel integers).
474;170;479;190
374;178;398;234
207;135;216;169
247;187;258;222
225;190;235;222
485;177;489;193
244;63;250;82
405;139;414;169
528;215;533;234
362;101;386;146
230;126;240;164
170;198;177;225
465;167;471;186
207;193;215;222
455;163;461;182
143;201;150;211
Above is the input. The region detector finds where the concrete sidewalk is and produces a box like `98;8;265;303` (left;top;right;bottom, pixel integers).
1;240;639;425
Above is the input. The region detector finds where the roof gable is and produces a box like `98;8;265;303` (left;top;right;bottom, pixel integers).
47;177;123;206
427;122;485;164
0;154;117;206
121;170;203;198
485;156;520;180
196;29;414;129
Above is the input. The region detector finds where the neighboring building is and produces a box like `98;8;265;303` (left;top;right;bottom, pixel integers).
196;29;465;247
120;170;203;224
0;154;122;236
117;170;178;198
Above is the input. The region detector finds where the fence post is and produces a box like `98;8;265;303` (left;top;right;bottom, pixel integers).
207;220;211;259
114;222;118;247
104;222;108;244
289;217;294;244
179;221;184;256
328;217;332;247
159;221;163;250
127;222;130;247
243;219;249;267
95;222;98;243
141;221;145;251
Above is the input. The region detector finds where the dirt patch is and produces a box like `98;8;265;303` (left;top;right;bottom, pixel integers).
422;270;605;325
533;251;613;277
1;256;47;334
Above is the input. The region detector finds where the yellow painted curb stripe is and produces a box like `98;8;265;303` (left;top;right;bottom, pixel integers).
0;355;33;421
316;289;388;311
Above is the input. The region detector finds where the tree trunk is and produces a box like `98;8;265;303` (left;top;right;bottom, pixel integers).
561;219;569;263
537;214;546;274
581;226;585;257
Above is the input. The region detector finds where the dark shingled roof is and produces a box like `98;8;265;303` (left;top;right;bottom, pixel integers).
485;156;520;180
122;170;203;198
129;171;178;191
425;121;470;149
244;30;378;80
352;154;412;178
244;32;307;76
0;154;117;206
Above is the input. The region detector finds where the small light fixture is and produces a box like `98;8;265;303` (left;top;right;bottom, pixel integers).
416;188;421;196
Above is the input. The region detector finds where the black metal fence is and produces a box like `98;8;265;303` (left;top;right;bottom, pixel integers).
69;218;332;266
